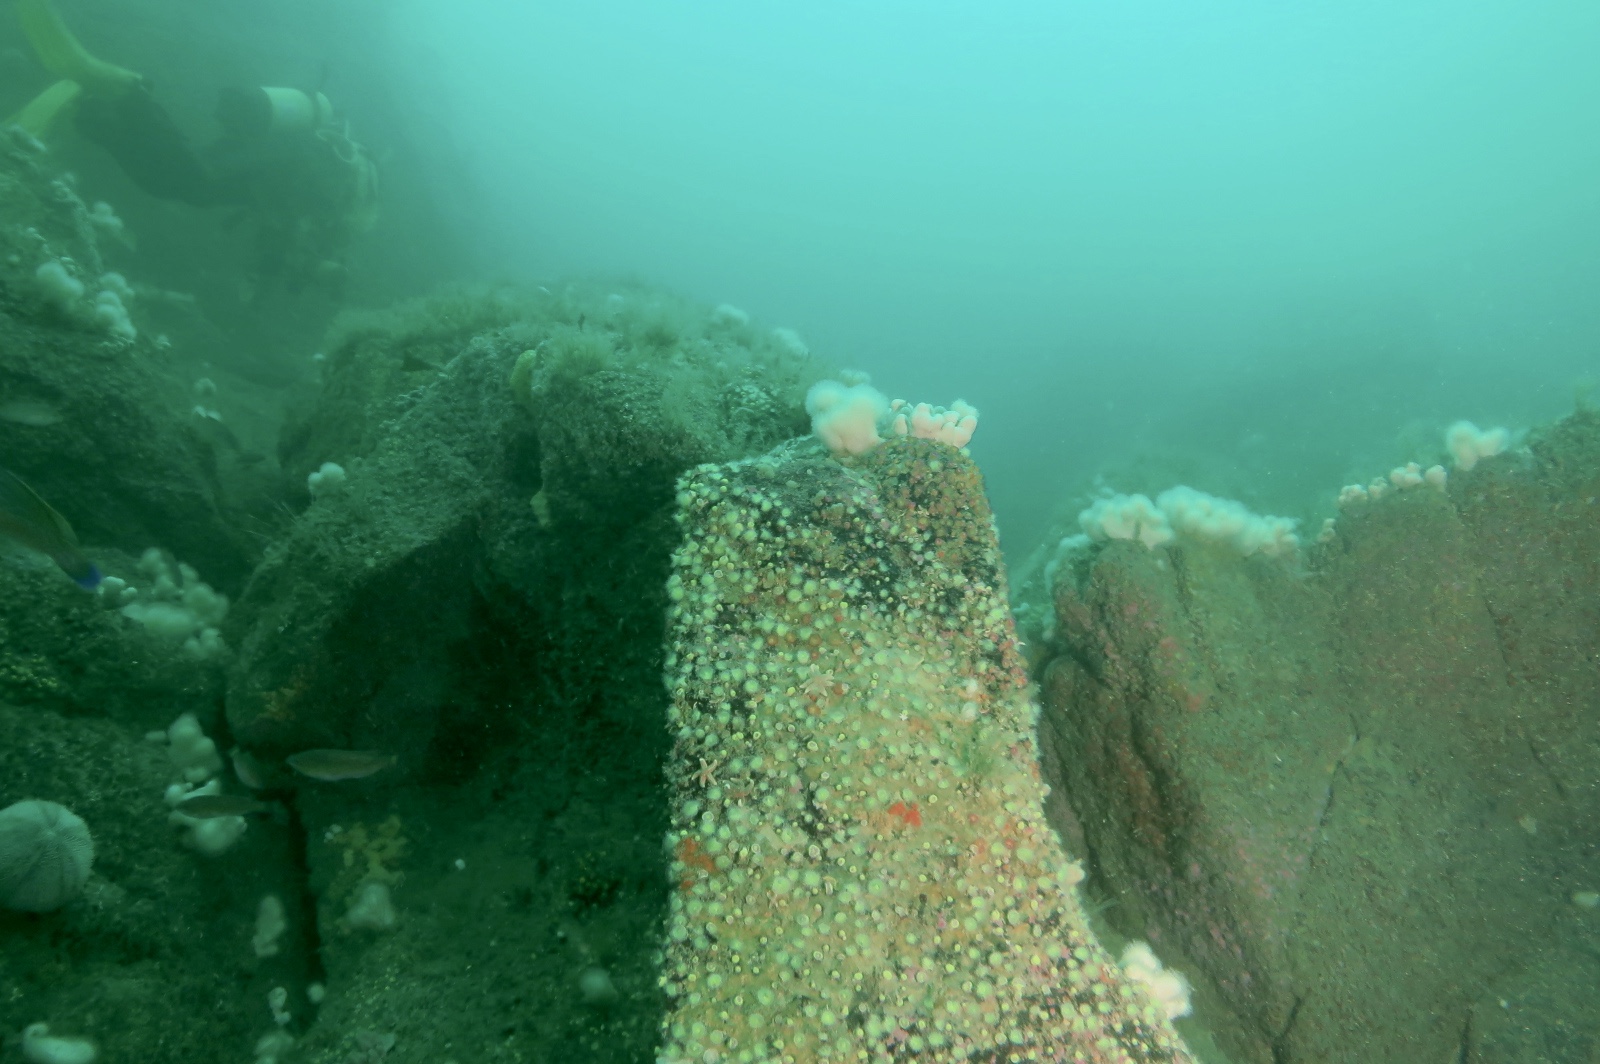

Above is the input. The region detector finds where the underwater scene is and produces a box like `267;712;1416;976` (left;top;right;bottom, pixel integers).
1;0;1597;1061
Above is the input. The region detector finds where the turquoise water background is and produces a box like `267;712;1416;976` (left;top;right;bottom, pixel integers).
377;0;1600;545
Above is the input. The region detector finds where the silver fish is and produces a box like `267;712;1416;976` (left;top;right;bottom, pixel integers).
286;749;397;781
0;467;98;588
230;747;267;789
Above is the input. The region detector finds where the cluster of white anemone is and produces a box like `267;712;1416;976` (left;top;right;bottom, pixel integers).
1337;461;1448;508
804;376;979;457
1077;486;1299;559
1335;420;1511;516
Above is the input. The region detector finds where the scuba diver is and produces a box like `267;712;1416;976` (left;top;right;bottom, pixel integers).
207;83;382;295
6;0;379;295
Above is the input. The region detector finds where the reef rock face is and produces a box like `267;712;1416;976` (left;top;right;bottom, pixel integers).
660;435;1195;1064
226;286;819;765
224;329;524;760
0;128;252;586
226;286;830;1064
1036;410;1600;1064
0;704;302;1059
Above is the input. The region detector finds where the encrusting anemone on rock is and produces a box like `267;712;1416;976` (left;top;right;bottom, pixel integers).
656;378;1195;1063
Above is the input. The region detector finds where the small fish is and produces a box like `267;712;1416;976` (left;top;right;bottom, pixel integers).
400;353;440;373
230;747;267;789
286;749;397;781
176;793;272;819
0;399;63;426
0;468;99;588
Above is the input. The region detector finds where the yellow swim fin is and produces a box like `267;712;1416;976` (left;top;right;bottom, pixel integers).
15;0;142;95
6;78;81;138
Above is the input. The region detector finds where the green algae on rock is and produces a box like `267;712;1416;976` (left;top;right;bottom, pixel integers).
660;434;1195;1064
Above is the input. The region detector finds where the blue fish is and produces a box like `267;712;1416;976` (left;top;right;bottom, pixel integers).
0;468;100;588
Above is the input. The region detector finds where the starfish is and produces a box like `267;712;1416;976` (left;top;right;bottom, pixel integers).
695;757;721;787
799;666;842;700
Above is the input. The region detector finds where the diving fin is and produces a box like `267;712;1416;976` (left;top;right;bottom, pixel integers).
15;0;143;95
6;77;81;138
